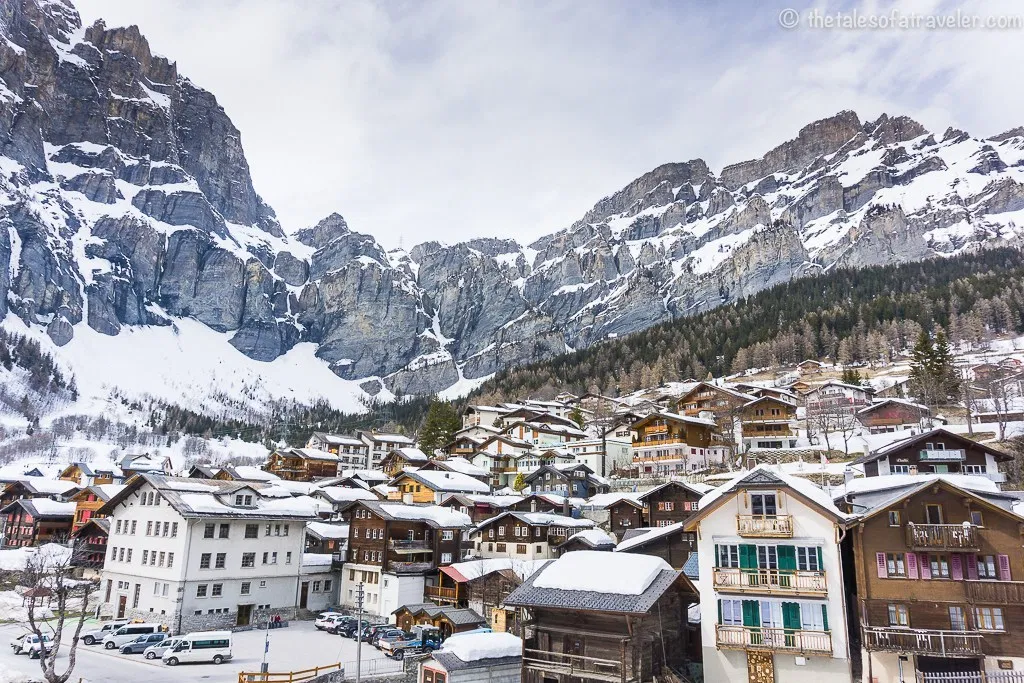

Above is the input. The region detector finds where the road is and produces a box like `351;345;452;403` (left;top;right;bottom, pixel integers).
0;620;397;683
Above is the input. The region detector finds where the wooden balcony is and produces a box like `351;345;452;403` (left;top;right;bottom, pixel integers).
522;648;626;683
389;539;433;553
389;561;434;574
905;523;979;551
713;568;827;596
715;625;832;655
737;514;794;538
425;585;459;602
965;580;1024;603
862;627;983;656
919;449;966;462
646;424;669;434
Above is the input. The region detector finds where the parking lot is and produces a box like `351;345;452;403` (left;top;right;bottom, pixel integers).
0;619;398;683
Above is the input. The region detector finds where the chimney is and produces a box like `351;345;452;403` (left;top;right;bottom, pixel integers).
844;468;855;486
563;498;570;516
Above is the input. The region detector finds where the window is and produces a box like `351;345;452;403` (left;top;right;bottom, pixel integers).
976;555;997;579
498;526;506;537
143;550;150;565
718;545;739;568
925;504;943;525
286;552;292;564
273;524;281;536
324;580;332;592
204;523;215;539
211;584;223;597
931;554;951;579
145;521;152;535
271;552;277;564
891;465;910;474
241;552;256;568
970;511;984;527
241;582;251;595
157;551;164;566
974;607;1005;631
162;522;169;537
235;494;253;506
284;524;289;536
171;522;177;536
888;604;909;627
949;606;967;631
196;584;208;598
797;547;820;572
757;546;778;570
215;553;226;569
245;524;258;539
751;493;777;516
153;582;160;595
496;543;506;553
116;520;123;534
441;552;453;563
313;581;322;592
886;553;906;577
720;599;743;626
218;523;230;538
888;511;901;526
200;553;211;569
126;548;132;562
167;553;174;568
262;552;269;565
964;465;985;475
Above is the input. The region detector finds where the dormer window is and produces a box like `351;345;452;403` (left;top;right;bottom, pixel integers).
235;494;253;506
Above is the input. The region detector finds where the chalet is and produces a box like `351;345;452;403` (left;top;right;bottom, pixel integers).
213;465;281;482
329;469;392;490
522;463;608;498
0;498;76;547
69;483;124;533
380;447;431;477
418;458;490;483
843;476;1024;681
70;517;109;571
566;392;623;415
469;436;535;488
440;494;525;524
804;380;873;416
874;377;911;399
856;398;930;434
505;551;698;683
684;466;854;683
339;501;473;617
637;480;709;528
311;486;380;517
506;494;574;516
389;470;491;504
676;382;754;420
306;432;370;468
564;437;632;477
852;428;1011;482
443;433;491;458
304;520;349;558
393;603;487;638
462;405;513;429
614;522;696;569
514;448;576;474
59;461;123;486
264;448;340;481
427;558;544;633
740;395;799;450
501;418;589;450
787;379;812;394
741;385;799;405
470;512;595;560
554;528;615;554
187;464;218;479
798;359;826;374
419;631;522;683
630;412;726;477
0;477;79;509
118;454;172;478
604;496;645;537
358;431;416;468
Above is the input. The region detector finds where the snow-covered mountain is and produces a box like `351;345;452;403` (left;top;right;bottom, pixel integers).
2;0;1024;414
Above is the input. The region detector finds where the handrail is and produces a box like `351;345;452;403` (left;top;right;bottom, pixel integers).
905;523;978;549
238;662;342;683
737;514;794;537
862;626;983;655
713;567;827;593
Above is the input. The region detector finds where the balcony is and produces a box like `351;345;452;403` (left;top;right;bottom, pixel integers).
861;627;983;656
490;467;517;473
713;568;827;596
919;449;966;462
715;625;832;655
646;424;669;435
965;580;1024;603
737;515;794;538
389;539;433;554
389;561;434;574
425;585;460;602
331;552;346;569
905;523;979;551
522;648;625;683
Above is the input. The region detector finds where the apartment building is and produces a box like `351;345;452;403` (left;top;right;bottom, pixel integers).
357;431;416;468
305;432;370;468
684;467;853;683
740;395;799;451
565;437;632;477
631;412;727;476
804;380;873;416
96;474;320;633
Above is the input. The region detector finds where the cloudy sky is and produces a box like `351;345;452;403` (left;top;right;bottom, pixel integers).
74;0;1024;249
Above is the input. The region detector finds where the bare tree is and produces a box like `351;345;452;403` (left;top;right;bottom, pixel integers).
807;401;858;455
21;540;98;683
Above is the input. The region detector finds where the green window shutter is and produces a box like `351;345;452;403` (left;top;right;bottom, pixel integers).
714;544;720;568
821;605;829;631
816;547;823;568
718;600;723;625
739;544;757;570
781;602;801;631
778;546;797;571
742;600;760;627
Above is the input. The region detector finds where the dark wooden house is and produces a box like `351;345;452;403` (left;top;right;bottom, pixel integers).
0;498;75;547
856;398;930;434
637;480;707;528
392;603;487;638
605;497;645;537
852;428;1010;479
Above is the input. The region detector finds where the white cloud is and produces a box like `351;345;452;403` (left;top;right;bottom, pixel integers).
73;0;1024;249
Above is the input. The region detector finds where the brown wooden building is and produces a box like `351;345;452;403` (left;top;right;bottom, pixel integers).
70;517;109;569
0;498;75;547
844;477;1024;680
68;484;123;533
637;480;707;528
676;382;754;420
347;500;470;576
856;399;930;434
630;412;725;477
605;497;645;537
852;428;1011;480
392;603;487;638
263;447;340;481
740;395;798;450
505;551;699;683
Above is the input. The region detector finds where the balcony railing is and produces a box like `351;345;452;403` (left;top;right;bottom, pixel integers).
425;585;459;602
737;515;794;538
713;568;827;595
389;539;433;553
522;648;625;683
905;523;979;550
965;580;1024;603
862;627;983;656
919;449;966;462
389;561;434;574
715;625;832;655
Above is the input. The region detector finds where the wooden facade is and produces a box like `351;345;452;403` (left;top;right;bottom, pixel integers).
637;481;704;528
607;499;645;536
857;429;1010;478
856;399;929;434
0;499;73;547
740;396;798;447
347;501;465;575
263;448;340;481
69;487;108;532
616;526;697;570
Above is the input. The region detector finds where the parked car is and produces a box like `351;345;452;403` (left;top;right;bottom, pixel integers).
102;623;165;649
362;625;390;645
315;614;347;631
143;637;182;660
11;633;52;658
81;620;130;646
380;626;442;659
336;619;369;638
327;616;355;634
162;631;232;666
375;629;410;650
119;632;169;655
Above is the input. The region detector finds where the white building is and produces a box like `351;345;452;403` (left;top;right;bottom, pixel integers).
684;466;853;683
566;437;632;477
358;431;416;468
97;474;324;634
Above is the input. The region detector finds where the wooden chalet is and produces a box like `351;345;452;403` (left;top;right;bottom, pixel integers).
263;447;340;481
630;412;723;477
440;494;524;524
637;480;707;528
59;462;122;486
852;428;1011;480
856;398;930;434
740;395;798;450
523;463;609;498
425;558;533;627
0;478;78;509
505;551;698;683
388;470;490;505
0;498;75;547
392;603;487;638
380;447;431;477
605;497;645;537
347;500;470;577
470;511;595;560
68;484;123;533
507;494;572;516
676;382;754;420
70;517;109;569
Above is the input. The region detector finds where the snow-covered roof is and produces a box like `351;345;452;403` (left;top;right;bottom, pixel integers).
7;477;79;495
366;501;473;528
306;521;349;540
475;511;594;531
362;432;414;444
311;432;364;446
444;557;547;582
832;473;1001;500
564;528;616;548
398;469;491;494
439;632;522;663
442;494;524;508
533;551;672;595
433;458;489;477
8;499;76;517
583;492;643;509
315;486;379;503
301;553;334;567
614;522;686;552
286;447;340;462
390;447;429;462
226;465;281;482
638;411;717;427
857;398;929;414
696;464;851;521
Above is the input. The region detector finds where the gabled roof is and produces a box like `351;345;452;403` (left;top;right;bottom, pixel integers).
310;432;365;447
851;427;1012;465
677;382;755;405
636;480;712;503
391;469;491;494
741;395;797;410
305;520;350;541
473;511;594;533
354;500;473;528
275;447;340;462
806;379;874;394
856;398;930;415
385;447;430;463
631;411;717;430
72;517;111;537
420;458;489;478
614;522;688;552
1;498;76;518
4;477;79;496
847;477;1024;525
358;431;415;445
559;528;616;549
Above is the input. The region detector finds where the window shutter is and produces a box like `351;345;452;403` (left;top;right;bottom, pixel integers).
906;552;918;579
951;554;963;581
717;600;723;625
821;604;829;632
816;547;823;569
998;554;1011;581
714;544;720;568
966;553;979;580
876;552;887;578
919;553;931;580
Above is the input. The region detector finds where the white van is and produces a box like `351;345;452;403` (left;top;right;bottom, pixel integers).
162;631;232;666
102;623;165;649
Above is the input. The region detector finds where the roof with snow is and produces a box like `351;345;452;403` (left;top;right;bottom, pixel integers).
505;552;689;612
421;457;489;478
440;558;548;583
3;477;79;496
314;486;380;504
844;476;1024;522
359;431;415;445
560;528;616;549
393;469;491;494
221;465;281;482
851;427;1012;464
474;511;595;533
441;493;524;508
387;447;430;463
279;447;340;462
583;492;643;509
636;479;713;502
310;432;365;447
614;522;689;552
356;500;473;528
0;498;76;518
856;398;930;415
631;411;717;428
305;521;350;541
432;632;522;670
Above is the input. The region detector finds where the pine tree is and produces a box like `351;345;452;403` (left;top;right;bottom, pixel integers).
417;401;461;456
512;472;526;493
568;407;586;429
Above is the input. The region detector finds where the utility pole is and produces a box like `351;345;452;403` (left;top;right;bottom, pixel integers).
355;582;365;683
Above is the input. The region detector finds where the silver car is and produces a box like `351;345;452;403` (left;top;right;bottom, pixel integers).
143;636;182;660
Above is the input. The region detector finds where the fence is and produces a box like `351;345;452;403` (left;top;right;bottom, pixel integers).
918;672;1024;683
339;657;406;679
238;662;342;683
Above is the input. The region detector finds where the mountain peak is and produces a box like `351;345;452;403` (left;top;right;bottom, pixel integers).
295;212;351;249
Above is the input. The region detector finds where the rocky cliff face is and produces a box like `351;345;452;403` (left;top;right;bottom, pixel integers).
3;0;1024;403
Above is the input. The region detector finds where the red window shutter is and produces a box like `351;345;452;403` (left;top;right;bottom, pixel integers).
906;552;918;579
998;555;1012;581
951;554;963;581
966;554;979;580
876;552;887;578
919;553;931;580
